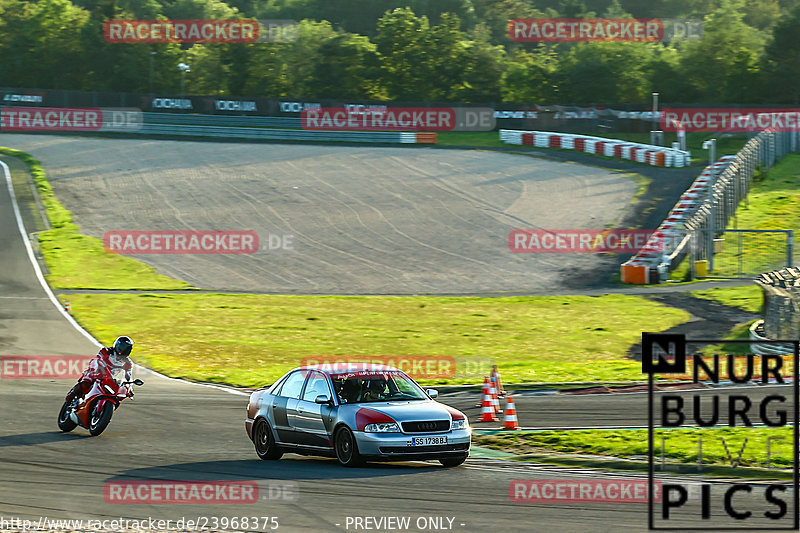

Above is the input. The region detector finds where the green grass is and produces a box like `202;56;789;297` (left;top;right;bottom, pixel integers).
61;292;689;387
436;131;507;148
710;154;800;277
0;147;191;290
690;285;763;314
475;426;794;469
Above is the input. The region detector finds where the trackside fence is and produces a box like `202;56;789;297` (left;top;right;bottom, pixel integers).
621;129;800;284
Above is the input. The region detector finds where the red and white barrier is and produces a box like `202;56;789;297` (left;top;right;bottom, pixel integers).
620;155;736;284
499;130;690;168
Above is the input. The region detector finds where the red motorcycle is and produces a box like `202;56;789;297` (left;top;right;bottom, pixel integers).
57;369;143;436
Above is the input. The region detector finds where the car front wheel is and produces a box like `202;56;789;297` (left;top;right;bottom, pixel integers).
335;426;364;467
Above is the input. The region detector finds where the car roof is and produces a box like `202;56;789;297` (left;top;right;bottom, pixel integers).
298;363;401;375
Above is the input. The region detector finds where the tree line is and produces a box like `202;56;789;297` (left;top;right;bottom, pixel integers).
1;0;799;105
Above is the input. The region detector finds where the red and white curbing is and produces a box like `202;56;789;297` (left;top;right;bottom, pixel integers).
499;130;690;168
620;155;736;284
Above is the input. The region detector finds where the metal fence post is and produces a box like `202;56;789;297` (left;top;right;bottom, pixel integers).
789;230;794;268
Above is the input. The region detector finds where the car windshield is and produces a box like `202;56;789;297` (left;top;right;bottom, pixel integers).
330;370;428;404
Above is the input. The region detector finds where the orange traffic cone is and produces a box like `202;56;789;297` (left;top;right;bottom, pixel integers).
477;376;491;407
478;387;498;422
489;380;500;413
503;395;520;430
64;301;71;313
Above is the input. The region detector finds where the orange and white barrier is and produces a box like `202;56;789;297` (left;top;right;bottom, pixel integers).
500;130;690;167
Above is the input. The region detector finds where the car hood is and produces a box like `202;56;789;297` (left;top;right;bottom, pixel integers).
356;400;458;422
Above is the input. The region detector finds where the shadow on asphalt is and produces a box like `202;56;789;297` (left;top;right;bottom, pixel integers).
0;431;90;446
111;458;443;482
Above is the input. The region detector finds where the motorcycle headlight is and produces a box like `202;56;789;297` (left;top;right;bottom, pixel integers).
451;419;468;430
364;422;400;433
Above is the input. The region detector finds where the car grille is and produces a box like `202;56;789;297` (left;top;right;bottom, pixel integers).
380;443;469;454
401;420;450;433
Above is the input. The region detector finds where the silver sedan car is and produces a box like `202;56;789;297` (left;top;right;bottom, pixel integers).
245;363;471;467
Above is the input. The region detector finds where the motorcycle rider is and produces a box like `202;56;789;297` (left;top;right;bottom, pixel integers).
66;336;135;402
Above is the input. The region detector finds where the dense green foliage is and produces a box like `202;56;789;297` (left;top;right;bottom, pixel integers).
2;0;799;103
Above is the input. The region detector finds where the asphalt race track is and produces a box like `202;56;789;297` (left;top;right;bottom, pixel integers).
1;149;795;533
0;135;637;294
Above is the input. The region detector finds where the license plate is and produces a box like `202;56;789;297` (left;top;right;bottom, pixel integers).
410;436;448;446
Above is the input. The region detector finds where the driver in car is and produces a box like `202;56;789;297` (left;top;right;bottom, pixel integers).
66;336;134;402
361;377;387;402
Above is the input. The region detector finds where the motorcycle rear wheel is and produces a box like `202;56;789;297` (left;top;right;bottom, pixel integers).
89;402;114;436
57;400;77;432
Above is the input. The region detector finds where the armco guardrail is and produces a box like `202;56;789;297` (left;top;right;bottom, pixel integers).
499;129;690;167
144;112;301;128
621;128;800;284
138;123;426;143
0;108;435;144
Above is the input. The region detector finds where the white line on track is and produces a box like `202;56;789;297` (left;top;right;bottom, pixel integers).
1;159;247;397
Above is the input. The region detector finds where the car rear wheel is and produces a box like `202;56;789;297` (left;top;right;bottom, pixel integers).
335;427;364;467
439;455;467;467
253;419;283;460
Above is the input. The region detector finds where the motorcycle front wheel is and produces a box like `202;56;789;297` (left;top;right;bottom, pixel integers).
57;400;77;432
89;402;114;436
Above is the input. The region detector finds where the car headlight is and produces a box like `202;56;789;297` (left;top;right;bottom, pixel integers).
364;422;400;433
451;419;468;430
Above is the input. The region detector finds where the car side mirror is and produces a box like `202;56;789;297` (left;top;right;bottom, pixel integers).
315;395;332;405
426;389;438;398
133;379;144;386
